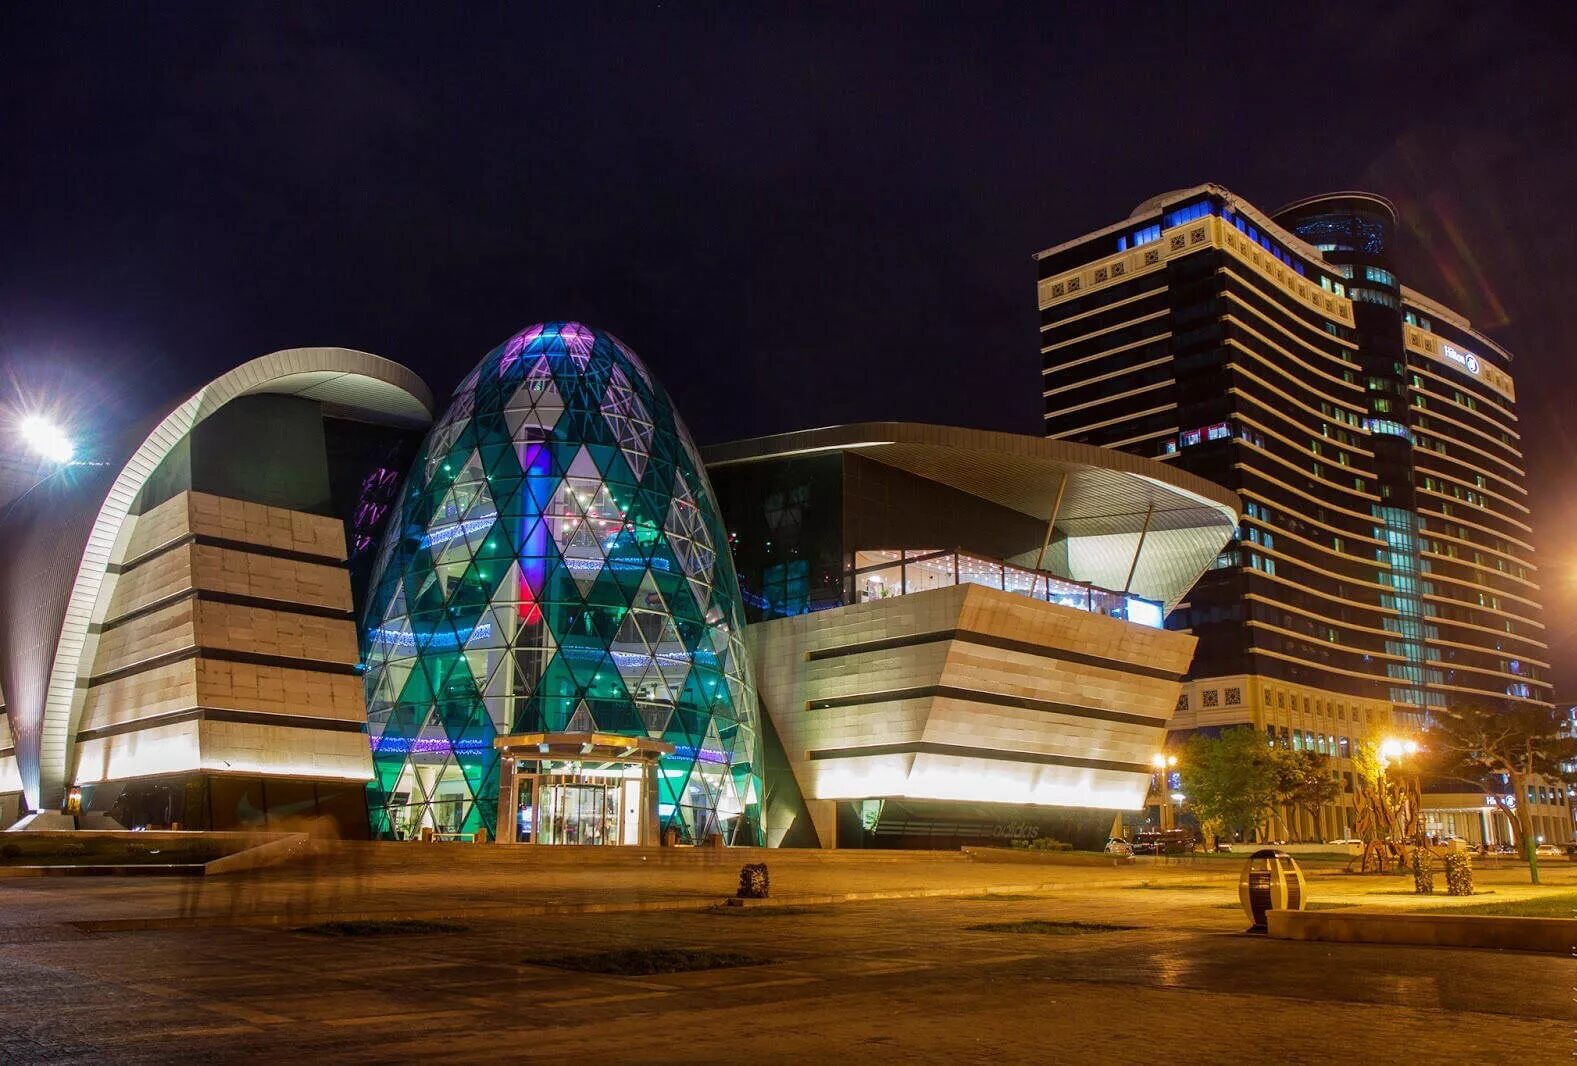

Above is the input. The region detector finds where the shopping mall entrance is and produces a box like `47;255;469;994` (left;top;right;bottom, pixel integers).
493;732;673;846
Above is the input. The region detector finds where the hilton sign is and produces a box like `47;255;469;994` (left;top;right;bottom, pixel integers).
1439;341;1481;377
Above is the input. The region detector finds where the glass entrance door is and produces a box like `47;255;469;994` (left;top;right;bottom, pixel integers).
540;781;621;845
504;759;649;845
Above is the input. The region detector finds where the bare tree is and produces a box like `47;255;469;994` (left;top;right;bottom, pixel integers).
1428;703;1576;885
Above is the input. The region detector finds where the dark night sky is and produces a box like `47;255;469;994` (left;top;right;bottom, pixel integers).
2;4;1575;689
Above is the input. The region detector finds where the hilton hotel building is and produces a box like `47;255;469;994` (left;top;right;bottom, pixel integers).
1034;185;1562;843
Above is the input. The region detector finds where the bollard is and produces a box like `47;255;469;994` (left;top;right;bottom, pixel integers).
1238;849;1306;931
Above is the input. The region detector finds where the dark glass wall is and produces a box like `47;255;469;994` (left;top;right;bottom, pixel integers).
708;454;845;622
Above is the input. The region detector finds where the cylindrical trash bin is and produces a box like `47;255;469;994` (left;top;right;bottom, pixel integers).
1238;849;1306;931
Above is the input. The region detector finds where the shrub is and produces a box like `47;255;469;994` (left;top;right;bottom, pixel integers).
1010;838;1073;852
1410;848;1435;895
1444;851;1474;896
737;862;769;899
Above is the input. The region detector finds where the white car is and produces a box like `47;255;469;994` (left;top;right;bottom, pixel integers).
1534;843;1563;858
1104;837;1134;857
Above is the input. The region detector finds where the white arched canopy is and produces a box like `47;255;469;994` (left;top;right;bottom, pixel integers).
28;348;432;810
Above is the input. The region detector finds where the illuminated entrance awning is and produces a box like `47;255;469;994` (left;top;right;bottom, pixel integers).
493;732;675;762
493;732;675;846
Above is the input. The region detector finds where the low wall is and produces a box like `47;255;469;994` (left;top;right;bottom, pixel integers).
1268;908;1576;955
961;847;1137;867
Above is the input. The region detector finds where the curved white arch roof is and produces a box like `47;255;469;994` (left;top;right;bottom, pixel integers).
28;347;432;809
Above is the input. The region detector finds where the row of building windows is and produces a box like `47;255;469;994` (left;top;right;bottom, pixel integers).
1267;724;1352;759
1422;538;1530;581
1349;288;1400;309
1264;686;1381;723
1418;519;1530;564
1528;785;1566;806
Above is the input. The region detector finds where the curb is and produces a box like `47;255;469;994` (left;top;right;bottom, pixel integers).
66;878;1143;933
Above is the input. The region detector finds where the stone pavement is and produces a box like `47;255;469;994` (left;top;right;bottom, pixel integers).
0;846;1571;1063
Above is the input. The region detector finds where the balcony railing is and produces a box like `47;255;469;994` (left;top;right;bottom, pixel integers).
851;548;1163;627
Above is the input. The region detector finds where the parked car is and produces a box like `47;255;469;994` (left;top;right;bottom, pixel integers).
1534;843;1562;858
1212;841;1233;853
1104;837;1134;857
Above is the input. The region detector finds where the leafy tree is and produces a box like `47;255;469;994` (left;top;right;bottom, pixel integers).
1274;748;1341;839
1178;728;1280;843
1426;703;1577;885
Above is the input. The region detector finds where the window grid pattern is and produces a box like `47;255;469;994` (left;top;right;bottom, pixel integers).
360;322;763;844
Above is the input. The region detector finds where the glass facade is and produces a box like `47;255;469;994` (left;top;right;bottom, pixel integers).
850;548;1161;626
360;322;764;844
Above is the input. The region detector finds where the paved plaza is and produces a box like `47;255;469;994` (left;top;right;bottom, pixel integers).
0;846;1571;1063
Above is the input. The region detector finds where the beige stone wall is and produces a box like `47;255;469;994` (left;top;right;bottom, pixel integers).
197;719;371;781
194;660;365;723
193;600;357;665
71;490;370;787
191;545;352;612
120;491;195;562
749;583;1195;834
188;491;347;561
92;600;198;676
79;659;200;732
102;542;351;621
103;544;198;621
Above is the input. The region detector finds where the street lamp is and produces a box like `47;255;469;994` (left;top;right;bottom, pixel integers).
1151;753;1178;835
17;415;74;463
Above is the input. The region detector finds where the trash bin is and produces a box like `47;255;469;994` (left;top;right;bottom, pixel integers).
1238;848;1306;931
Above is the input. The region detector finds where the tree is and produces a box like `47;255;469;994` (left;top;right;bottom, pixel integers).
1178;728;1281;843
1274;748;1341;840
1349;729;1424;873
1427;703;1576;885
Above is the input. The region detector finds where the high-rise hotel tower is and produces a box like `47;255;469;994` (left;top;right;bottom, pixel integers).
1035;185;1548;776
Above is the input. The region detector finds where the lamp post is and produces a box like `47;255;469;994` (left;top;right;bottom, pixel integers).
1379;736;1424;860
1151;752;1178;835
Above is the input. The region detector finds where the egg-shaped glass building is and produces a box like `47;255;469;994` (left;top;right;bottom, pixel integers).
361;322;763;845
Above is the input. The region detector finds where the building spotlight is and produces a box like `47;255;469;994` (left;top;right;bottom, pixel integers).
18;415;74;463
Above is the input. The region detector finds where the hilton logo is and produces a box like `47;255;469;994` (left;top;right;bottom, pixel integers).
1440;341;1480;376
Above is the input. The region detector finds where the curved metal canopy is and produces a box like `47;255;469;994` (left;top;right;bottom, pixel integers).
703;422;1242;612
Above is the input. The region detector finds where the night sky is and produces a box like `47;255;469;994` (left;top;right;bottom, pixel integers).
3;4;1575;690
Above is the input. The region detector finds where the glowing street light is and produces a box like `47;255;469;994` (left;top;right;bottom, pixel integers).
1152;753;1180;832
18;415;74;463
1377;736;1422;774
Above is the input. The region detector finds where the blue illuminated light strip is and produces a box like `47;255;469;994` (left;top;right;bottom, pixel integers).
672;744;731;765
420;515;496;550
369;621;493;652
